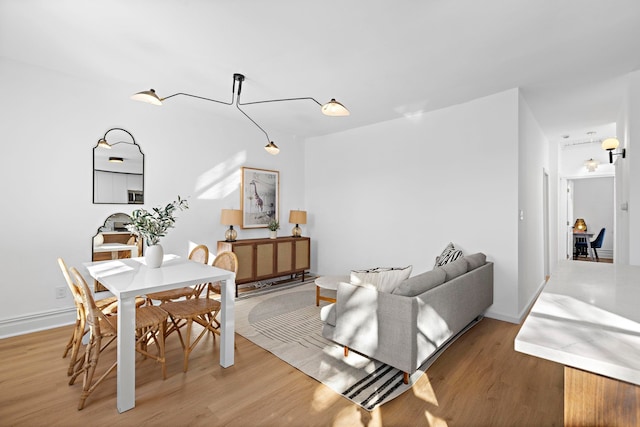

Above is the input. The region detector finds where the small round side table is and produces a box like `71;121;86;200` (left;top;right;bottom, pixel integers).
314;275;349;306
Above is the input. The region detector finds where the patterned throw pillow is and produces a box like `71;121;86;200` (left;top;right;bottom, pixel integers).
434;242;464;267
350;266;413;293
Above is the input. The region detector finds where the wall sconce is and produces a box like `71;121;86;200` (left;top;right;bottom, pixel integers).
220;209;242;242
574;218;587;232
584;158;598;172
132;73;349;155
289;210;307;237
601;137;626;163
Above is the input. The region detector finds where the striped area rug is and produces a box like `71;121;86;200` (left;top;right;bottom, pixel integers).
234;281;457;411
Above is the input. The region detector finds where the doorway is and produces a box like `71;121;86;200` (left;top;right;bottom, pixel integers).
563;176;615;262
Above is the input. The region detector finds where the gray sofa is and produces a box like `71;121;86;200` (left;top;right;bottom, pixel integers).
321;253;493;382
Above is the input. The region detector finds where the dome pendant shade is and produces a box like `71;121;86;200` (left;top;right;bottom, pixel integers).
601;138;620;151
264;141;280;155
131;89;163;105
321;99;350;116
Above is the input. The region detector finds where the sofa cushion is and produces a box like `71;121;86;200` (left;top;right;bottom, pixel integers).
437;257;468;281
350;266;413;293
434;242;464;267
465;252;487;270
392;268;446;297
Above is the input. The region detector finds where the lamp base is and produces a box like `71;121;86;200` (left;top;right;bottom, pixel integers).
292;224;302;237
225;226;237;242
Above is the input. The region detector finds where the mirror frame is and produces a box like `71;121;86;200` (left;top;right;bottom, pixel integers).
93;128;145;204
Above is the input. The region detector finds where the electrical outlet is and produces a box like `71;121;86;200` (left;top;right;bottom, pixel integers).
55;287;66;299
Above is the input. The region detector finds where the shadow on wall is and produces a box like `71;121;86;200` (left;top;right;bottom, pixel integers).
195;151;247;200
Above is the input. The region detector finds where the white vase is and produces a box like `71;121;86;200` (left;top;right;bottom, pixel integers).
145;244;164;268
269;230;277;239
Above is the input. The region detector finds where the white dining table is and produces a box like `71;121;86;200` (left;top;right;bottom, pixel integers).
83;254;235;413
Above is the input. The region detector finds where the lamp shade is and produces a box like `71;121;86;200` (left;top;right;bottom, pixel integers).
264;141;280;155
574;218;587;232
601;137;619;151
131;89;163;106
220;209;242;225
585;158;598;172
289;210;307;224
97;138;111;149
321;99;350;116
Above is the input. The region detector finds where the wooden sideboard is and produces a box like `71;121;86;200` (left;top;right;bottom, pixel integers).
217;236;310;297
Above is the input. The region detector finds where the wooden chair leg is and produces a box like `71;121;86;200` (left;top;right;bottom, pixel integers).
344;346;349;357
183;318;193;373
403;372;409;384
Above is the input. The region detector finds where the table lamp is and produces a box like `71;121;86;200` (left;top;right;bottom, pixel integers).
574;218;587;232
289;210;307;237
220;209;242;242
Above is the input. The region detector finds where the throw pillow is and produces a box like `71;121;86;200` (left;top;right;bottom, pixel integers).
465;252;487;270
392;268;446;297
437;257;468;281
434;242;464;267
350;266;413;294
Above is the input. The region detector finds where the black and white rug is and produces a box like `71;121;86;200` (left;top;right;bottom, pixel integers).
234;281;463;411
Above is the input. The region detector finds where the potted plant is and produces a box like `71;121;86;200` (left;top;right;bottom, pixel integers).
126;196;189;268
268;219;280;239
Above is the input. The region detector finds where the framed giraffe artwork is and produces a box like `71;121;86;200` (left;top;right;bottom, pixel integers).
240;167;279;228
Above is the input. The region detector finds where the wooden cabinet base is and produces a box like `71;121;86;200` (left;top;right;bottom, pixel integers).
217;237;311;297
564;366;640;426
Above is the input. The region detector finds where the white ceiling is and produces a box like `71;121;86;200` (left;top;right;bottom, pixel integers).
2;0;639;145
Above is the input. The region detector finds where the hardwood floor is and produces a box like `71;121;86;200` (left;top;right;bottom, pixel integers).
0;317;563;426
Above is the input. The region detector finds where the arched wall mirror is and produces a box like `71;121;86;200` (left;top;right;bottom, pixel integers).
91;212;143;291
93;128;144;204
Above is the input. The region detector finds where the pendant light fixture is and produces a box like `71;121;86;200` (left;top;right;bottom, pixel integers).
131;73;349;155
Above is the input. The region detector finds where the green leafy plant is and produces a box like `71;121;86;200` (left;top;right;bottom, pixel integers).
126;196;189;246
268;219;280;231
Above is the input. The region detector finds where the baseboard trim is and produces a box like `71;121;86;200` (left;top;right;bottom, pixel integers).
0;307;76;339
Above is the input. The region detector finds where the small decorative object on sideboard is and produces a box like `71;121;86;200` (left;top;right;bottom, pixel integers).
126;196;189;268
289;210;307;237
268;219;280;239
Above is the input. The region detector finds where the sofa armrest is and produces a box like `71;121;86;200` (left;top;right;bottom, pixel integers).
334;281;418;373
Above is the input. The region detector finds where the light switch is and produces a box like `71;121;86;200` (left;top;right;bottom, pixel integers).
519;210;524;221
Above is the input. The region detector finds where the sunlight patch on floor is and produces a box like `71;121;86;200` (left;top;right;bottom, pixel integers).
412;374;439;406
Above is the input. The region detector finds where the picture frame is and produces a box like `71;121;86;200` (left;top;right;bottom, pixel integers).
240;167;279;228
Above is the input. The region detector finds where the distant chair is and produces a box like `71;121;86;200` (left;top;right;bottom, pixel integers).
590;228;606;262
574;236;589;259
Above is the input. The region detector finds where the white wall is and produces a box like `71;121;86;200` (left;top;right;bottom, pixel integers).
0;58;307;336
305;89;521;321
627;70;640;265
517;92;552;315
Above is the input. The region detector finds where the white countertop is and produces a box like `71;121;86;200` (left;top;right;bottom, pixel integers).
515;260;640;386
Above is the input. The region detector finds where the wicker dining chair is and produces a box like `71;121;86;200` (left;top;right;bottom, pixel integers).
145;244;210;305
160;251;238;372
58;258;145;376
68;267;169;410
207;251;239;329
